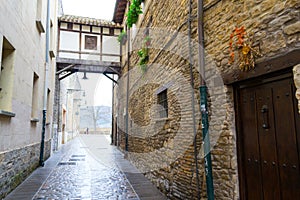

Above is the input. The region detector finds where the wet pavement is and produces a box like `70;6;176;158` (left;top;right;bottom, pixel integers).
5;135;166;200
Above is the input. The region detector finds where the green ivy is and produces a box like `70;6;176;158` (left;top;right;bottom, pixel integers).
138;36;150;72
117;30;127;44
138;47;149;72
126;0;144;28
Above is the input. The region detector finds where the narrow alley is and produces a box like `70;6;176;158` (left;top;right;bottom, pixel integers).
1;0;300;199
4;134;166;200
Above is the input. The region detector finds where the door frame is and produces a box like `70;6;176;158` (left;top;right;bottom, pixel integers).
233;68;297;199
229;49;300;199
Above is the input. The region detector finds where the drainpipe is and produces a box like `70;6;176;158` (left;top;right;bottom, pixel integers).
39;0;51;167
187;0;200;199
111;75;114;145
198;0;214;199
125;21;130;152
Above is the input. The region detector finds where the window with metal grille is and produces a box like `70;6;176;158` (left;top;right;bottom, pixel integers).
157;89;168;118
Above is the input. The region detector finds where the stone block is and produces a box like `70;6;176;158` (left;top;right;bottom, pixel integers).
260;31;286;54
284;21;300;35
293;64;300;87
293;64;300;113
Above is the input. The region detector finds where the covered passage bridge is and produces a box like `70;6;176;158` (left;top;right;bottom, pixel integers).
56;15;122;80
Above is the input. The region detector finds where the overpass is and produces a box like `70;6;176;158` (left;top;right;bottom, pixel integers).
56;15;122;80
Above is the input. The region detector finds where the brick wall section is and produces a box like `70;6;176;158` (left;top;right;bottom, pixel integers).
117;0;300;199
0;140;51;199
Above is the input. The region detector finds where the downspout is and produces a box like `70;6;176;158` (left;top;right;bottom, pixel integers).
53;74;60;151
198;0;214;199
39;0;51;167
125;18;130;152
187;0;200;199
111;75;114;145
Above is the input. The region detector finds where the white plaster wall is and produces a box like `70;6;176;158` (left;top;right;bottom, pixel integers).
0;0;58;152
60;31;80;51
102;35;120;62
59;28;120;62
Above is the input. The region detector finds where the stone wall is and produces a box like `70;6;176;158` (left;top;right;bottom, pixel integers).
203;1;299;197
293;64;300;113
116;0;300;199
0;140;51;199
203;0;300;75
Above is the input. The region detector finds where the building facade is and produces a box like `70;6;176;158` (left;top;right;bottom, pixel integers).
113;0;300;199
54;73;83;149
0;0;58;198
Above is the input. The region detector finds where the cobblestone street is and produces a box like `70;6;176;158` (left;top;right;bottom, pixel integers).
5;135;166;200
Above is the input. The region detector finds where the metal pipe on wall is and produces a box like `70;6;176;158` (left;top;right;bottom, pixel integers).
187;0;201;199
39;0;51;167
197;0;215;199
111;74;115;145
125;18;130;152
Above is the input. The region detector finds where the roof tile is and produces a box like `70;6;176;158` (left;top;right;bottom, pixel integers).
59;15;122;27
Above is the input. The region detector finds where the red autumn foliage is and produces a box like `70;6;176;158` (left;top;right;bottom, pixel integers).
228;26;246;64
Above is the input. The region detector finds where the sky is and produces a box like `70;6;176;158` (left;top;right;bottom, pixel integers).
62;0;116;20
62;0;117;106
78;73;113;107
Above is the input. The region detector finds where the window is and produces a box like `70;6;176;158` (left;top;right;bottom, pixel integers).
0;37;15;114
84;35;97;50
31;73;39;121
157;89;168;118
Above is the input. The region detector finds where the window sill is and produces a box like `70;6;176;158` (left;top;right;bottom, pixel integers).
0;110;16;117
31;118;39;123
36;20;45;33
49;50;55;58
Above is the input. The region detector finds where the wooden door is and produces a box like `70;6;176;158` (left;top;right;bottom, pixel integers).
236;73;300;199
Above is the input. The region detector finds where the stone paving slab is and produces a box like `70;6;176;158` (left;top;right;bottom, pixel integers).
78;135;167;200
4;135;166;200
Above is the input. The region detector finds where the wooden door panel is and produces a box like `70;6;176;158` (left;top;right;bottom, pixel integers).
272;79;300;199
236;74;300;200
255;87;281;200
240;88;263;199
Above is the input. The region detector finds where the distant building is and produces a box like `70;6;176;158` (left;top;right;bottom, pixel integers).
0;0;58;198
53;73;83;148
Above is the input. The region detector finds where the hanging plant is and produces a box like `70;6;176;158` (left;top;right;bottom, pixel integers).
126;0;144;28
138;47;148;72
228;26;261;71
117;30;127;45
138;35;151;72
